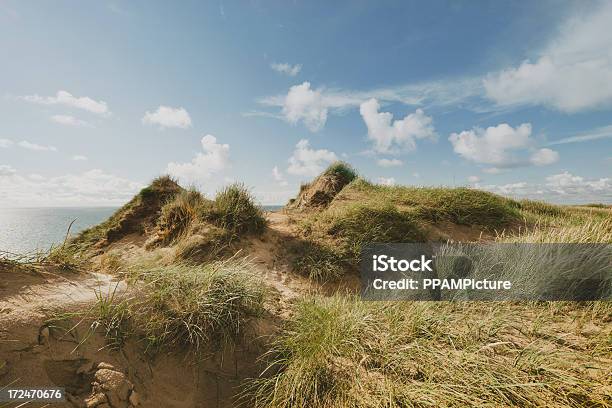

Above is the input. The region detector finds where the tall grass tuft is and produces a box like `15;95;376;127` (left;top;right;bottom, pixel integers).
119;259;266;351
156;188;209;244
249;296;610;408
210;183;267;235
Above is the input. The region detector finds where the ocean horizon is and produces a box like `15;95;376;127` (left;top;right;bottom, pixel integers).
0;205;284;254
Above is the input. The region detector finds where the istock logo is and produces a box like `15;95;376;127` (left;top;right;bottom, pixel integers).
372;254;433;272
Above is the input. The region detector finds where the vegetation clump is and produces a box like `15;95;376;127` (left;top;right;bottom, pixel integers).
288;162;357;209
250;296;611;408
208;183;267;235
92;259;266;351
72;175;182;253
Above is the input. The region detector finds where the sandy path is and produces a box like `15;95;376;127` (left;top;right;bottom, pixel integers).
0;270;126;324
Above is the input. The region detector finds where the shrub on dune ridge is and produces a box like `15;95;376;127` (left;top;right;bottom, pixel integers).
209;183;267;235
155;188;210;244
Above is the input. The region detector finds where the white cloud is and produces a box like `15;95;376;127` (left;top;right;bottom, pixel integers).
51;114;91;127
142;106;192;129
449;123;559;169
287;139;338;176
377;177;396;186
478;172;611;203
282;82;327;132
257;77;483;131
377;158;404;167
484;3;612;112
545;172;611;196
483;167;501;174
72;155;88;161
166;135;230;185
0;168;142;207
21;90;110;115
360;98;436;154
468;175;481;183
530;148;559;166
0;164;17;177
272;166;288;186
0;139;13;148
18;140;58;152
271;62;302;76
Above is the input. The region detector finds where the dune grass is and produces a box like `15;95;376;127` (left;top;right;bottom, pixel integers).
70;175;182;253
87;259;266;352
150;182;266;262
209;183;267;235
249;296;611;408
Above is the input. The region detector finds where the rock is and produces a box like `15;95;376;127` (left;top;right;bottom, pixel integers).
85;392;107;407
38;326;50;345
129;390;140;406
97;362;116;370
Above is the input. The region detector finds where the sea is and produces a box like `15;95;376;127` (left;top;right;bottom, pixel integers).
0;206;283;254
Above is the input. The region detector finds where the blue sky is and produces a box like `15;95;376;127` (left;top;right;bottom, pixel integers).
0;0;610;206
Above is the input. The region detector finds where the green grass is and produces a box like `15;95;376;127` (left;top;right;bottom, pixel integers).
347;179;521;229
322;161;358;185
84;259;266;352
155;188;211;245
249;296;611;408
71;175;181;253
209;183;267;235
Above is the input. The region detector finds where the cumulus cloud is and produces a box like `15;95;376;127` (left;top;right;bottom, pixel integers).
72;155;88;161
377;158;404;167
142;106;192;129
477;172;611;203
282;82;327;132
484;3;612;112
0;168;142;206
18;140;57;152
0;164;17;177
0;139;13;148
360;98;436;154
545;172;611;196
166;135;230;185
287;139;338;176
449;123;559;169
256;77;483;131
272;166;288;186
468;175;481;183
21;90;110;115
377;177;396;186
530;148;559;166
51;114;91;127
271;62;302;76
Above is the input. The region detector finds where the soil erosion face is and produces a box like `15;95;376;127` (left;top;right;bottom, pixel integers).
0;265;269;408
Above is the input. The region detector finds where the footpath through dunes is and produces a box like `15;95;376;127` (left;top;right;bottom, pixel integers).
1;163;611;408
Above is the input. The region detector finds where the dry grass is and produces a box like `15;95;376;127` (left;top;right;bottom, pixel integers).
249;297;611;408
84;258;267;352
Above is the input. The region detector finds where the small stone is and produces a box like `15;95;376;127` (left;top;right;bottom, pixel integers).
128;391;140;406
97;362;116;370
38;326;50;344
85;392;107;408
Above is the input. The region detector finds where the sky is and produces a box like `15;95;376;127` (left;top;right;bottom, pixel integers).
0;0;611;207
